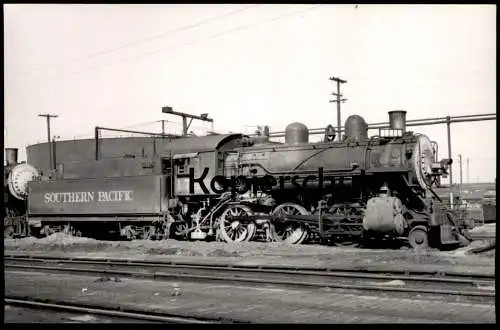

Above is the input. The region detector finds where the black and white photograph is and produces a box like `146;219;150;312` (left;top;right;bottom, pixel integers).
3;3;495;324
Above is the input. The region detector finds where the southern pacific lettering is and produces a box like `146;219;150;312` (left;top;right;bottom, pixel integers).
44;190;133;203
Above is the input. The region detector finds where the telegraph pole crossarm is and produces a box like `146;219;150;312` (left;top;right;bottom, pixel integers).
329;76;347;84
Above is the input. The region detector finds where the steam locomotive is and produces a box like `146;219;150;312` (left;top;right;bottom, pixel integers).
4;110;471;249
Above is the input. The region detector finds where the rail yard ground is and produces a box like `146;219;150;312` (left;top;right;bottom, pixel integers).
434;182;495;199
4;305;149;323
4;224;495;323
4;268;495;323
4;224;495;273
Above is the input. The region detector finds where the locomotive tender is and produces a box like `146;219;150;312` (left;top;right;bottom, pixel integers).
5;110;469;249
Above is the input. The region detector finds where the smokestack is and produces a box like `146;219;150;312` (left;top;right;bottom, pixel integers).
388;110;407;134
5;148;18;166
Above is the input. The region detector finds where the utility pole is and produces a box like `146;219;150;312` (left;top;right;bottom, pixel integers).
446;116;452;188
458;154;463;185
161;106;214;136
38;113;58;170
458;154;463;200
466;158;470;184
329;76;347;142
161;120;166;135
330;77;347;142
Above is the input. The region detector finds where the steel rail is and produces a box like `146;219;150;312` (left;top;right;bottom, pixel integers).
4;297;228;323
4;256;493;284
5;257;495;299
5;254;495;278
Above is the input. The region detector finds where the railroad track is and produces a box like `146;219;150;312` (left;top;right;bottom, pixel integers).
4;255;495;302
5;297;231;323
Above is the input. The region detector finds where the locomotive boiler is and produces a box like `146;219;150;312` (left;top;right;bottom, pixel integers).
18;110;469;249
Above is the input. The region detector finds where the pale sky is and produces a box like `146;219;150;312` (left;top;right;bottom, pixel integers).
4;4;497;183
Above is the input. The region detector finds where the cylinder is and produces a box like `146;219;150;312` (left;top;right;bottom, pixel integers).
5;148;18;166
344;115;368;142
388;110;407;133
362;196;405;235
285;122;309;144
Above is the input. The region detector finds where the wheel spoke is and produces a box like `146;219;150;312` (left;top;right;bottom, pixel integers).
270;203;309;244
219;205;255;243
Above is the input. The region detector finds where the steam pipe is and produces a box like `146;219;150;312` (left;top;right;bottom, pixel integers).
5;148;18;166
248;162;359;176
95;127;99;161
52;139;57;171
264;113;496;138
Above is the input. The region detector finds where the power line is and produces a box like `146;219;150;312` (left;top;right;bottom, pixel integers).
19;5;323;86
18;5;261;78
118;120;168;130
56;120;153;140
469;157;497;161
65;119;172;140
